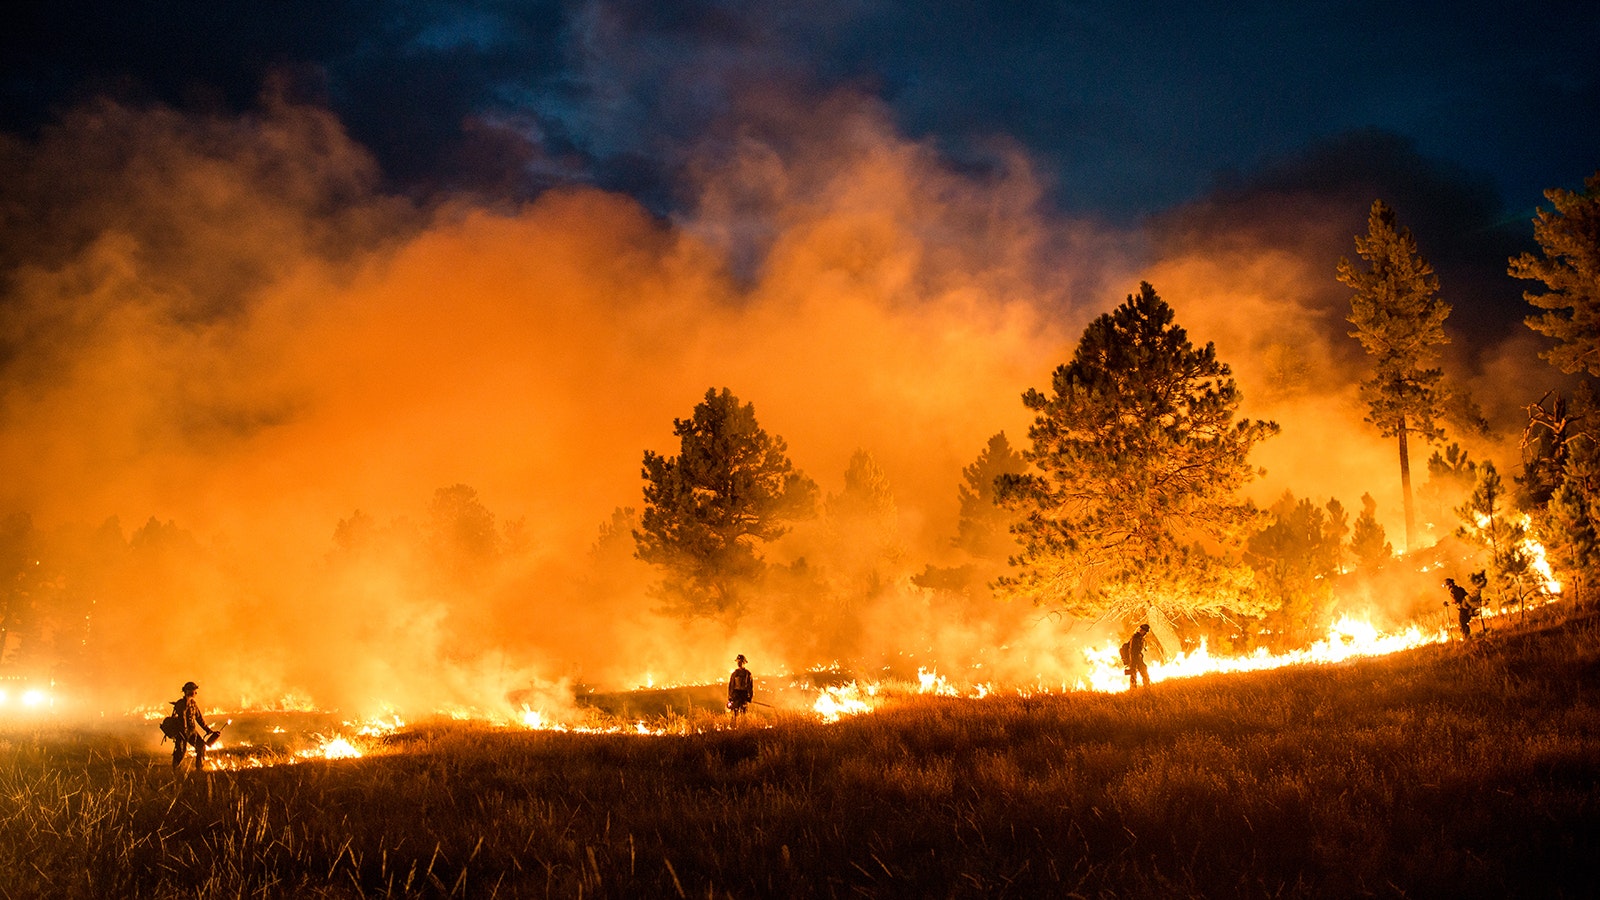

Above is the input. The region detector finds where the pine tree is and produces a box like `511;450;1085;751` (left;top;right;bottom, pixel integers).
1518;391;1580;509
912;432;1024;603
1542;477;1599;603
1518;386;1600;603
954;431;1025;562
995;282;1278;623
1419;443;1478;539
591;507;640;568
426;484;502;587
822;449;906;601
1245;492;1339;648
634;388;817;620
1455;461;1533;617
1323;498;1350;574
1514;171;1600;376
1349;493;1393;572
0;513;44;671
826;450;898;524
1339;200;1452;553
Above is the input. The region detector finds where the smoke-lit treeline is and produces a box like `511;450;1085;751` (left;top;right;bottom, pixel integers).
0;90;1565;715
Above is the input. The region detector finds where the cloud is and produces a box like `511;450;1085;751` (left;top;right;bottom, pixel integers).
10;3;1593;222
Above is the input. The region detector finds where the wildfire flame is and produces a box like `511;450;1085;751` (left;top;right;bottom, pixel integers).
0;687;53;710
1521;516;1563;596
812;683;877;723
301;736;363;760
1076;615;1444;693
1469;513;1564;597
162;526;1578;767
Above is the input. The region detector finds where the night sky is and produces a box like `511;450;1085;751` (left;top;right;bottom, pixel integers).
7;1;1595;221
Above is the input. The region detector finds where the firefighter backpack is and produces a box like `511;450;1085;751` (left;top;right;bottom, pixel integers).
159;701;184;743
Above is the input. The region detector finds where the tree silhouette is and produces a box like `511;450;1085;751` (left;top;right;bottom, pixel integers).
996;282;1277;623
954;431;1025;562
1515;171;1600;376
1455;461;1535;619
1349;492;1393;572
822;449;906;601
1339;200;1452;553
634;388;817;620
426;484;502;587
1245;492;1340;649
1323;497;1350;574
1419;443;1478;540
1543;474;1600;604
912;432;1024;605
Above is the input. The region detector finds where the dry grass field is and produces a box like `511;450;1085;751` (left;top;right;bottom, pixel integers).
3;609;1598;899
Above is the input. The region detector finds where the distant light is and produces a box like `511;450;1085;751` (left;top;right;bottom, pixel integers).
22;689;47;707
0;689;8;705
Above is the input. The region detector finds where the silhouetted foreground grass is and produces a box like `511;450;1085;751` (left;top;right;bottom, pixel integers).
4;612;1598;899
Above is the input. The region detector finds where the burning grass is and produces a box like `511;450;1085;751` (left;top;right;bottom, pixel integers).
3;608;1598;898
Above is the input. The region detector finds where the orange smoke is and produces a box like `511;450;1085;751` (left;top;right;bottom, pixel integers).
0;88;1556;717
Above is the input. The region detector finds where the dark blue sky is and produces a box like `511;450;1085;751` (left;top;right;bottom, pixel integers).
6;0;1595;221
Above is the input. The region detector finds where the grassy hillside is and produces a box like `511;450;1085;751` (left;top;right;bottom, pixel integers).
3;609;1597;898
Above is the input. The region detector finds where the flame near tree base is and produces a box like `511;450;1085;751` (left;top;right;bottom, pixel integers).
176;568;1568;770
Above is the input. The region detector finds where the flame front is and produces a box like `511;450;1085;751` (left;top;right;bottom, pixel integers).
812;683;877;723
1076;614;1442;693
304;736;362;760
174;552;1571;770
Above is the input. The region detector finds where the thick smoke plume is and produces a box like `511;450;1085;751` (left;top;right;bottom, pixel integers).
0;89;1559;716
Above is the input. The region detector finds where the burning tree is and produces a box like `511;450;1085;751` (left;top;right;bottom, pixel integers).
634;388;817;620
1543;472;1600;603
1454;461;1535;617
1419;443;1478;539
1245;492;1342;649
1515;170;1600;376
1339;199;1452;553
995;282;1278;624
1512;169;1600;601
1518;390;1600;604
1349;492;1394;572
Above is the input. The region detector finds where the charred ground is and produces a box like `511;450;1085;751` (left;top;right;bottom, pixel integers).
3;606;1597;899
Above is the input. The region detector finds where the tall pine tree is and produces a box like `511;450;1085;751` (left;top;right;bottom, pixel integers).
1514;171;1600;376
1339;200;1452;553
996;282;1278;624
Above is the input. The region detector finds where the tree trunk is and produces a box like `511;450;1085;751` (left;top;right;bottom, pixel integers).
1397;420;1415;554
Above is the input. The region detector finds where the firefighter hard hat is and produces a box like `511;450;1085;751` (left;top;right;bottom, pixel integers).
181;681;199;693
735;654;747;663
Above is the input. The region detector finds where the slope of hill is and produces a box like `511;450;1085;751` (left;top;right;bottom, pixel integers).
3;608;1597;898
